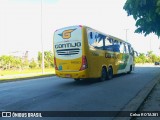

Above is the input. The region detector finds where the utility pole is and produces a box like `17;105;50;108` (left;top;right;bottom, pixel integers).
41;0;44;74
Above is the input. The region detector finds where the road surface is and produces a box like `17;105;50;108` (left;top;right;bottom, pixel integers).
0;65;160;120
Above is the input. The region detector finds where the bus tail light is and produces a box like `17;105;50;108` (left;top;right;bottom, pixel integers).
80;56;88;71
54;57;58;70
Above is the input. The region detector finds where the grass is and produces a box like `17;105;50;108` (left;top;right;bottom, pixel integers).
0;68;55;76
0;68;55;82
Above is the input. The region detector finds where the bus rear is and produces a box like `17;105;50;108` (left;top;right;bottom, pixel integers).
53;25;88;79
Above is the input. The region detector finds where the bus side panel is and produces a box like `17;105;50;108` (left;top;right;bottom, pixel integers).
88;49;105;78
116;53;134;74
125;54;134;72
118;53;127;73
105;51;119;75
81;27;92;78
83;27;102;78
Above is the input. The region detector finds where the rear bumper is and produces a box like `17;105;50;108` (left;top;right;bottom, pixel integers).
55;70;89;79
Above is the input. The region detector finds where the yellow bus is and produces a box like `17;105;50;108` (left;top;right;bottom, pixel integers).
53;25;135;81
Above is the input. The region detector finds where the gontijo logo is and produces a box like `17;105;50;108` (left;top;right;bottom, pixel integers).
58;29;76;39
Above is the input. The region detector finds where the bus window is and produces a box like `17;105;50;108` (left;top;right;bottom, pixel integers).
125;44;130;53
94;33;105;49
124;43;127;53
131;47;134;56
120;43;125;53
113;40;119;45
88;30;105;50
88;32;95;46
113;44;120;52
128;45;133;55
128;45;131;53
90;32;93;39
104;37;113;51
108;37;113;44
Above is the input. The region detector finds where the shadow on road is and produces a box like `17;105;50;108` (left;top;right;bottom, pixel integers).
57;65;160;87
58;73;133;87
59;79;101;87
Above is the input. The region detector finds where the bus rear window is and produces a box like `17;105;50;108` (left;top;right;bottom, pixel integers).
53;26;82;60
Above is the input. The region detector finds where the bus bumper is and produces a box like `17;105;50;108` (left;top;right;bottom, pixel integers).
55;70;88;79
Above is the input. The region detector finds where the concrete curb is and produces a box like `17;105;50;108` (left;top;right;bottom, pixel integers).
113;74;160;120
0;74;55;83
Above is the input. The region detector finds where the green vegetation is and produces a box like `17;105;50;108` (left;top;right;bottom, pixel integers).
135;51;160;63
0;68;55;81
0;68;55;76
123;0;160;37
0;51;54;71
0;51;55;80
123;1;160;63
38;51;54;68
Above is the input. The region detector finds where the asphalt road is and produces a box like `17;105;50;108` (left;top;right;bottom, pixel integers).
0;65;160;120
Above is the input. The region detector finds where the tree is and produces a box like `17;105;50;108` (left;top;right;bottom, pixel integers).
29;59;37;69
44;51;54;68
139;53;146;63
0;55;23;70
123;0;160;37
38;51;54;68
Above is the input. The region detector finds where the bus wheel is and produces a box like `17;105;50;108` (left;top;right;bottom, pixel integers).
100;67;107;81
107;67;113;80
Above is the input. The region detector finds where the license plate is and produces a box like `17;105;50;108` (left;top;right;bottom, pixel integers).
65;74;71;78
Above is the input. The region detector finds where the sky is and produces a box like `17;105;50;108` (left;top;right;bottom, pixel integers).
0;0;160;59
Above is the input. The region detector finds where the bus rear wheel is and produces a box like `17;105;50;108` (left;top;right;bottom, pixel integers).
100;67;107;81
107;67;113;80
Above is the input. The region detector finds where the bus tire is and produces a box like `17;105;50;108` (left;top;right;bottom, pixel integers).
100;67;107;81
127;65;132;74
107;67;113;80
